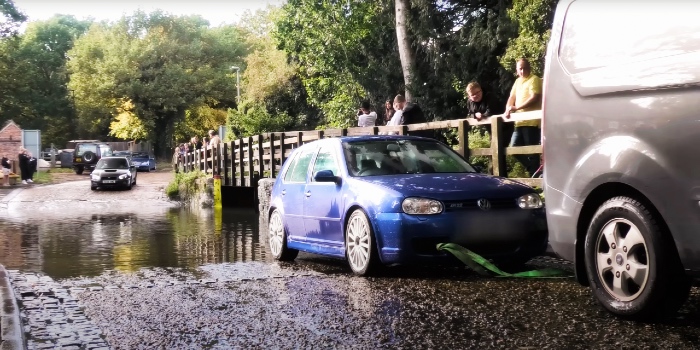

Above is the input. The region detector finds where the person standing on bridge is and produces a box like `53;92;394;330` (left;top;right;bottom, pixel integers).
503;58;542;176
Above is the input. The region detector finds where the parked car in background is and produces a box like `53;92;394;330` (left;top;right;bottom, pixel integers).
41;148;61;161
543;0;698;320
113;150;132;157
267;136;547;276
90;156;137;190
130;152;156;172
73;142;113;174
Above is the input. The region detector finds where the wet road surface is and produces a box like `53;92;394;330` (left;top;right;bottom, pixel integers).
2;173;700;349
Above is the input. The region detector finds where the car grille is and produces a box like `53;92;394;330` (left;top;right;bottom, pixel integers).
442;198;517;211
102;176;119;181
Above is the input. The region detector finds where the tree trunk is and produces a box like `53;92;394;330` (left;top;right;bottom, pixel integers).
395;0;416;102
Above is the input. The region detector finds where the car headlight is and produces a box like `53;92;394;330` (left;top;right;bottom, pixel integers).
90;174;100;181
118;174;129;180
518;193;543;209
402;197;443;215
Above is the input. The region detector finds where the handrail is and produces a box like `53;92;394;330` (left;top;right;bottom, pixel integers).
175;110;543;188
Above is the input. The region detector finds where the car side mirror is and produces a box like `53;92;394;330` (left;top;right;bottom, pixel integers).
130;165;135;169
473;165;483;173
314;170;340;183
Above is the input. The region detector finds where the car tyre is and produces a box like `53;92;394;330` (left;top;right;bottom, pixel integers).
345;209;381;276
268;209;298;261
91;185;97;191
584;196;690;320
75;166;84;175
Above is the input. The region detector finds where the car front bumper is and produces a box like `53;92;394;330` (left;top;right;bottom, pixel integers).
374;208;548;265
91;178;131;188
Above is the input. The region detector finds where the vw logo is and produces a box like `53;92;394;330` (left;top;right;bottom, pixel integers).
477;198;491;211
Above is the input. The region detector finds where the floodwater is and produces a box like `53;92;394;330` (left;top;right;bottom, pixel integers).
0;207;269;279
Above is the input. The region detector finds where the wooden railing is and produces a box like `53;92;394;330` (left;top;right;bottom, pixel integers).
175;110;543;188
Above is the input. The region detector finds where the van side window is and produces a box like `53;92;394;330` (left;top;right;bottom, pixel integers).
559;2;700;73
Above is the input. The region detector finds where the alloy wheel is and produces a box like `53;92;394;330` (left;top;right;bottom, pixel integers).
269;211;284;257
347;212;371;272
595;218;649;301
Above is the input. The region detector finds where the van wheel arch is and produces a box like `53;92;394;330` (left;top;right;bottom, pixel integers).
576;183;675;285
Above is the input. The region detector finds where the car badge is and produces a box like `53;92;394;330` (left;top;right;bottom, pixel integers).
477;198;491;211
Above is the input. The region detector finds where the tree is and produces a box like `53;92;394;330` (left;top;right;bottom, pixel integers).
227;6;320;137
395;0;416;102
500;0;558;76
0;0;26;37
67;11;246;156
276;0;401;128
0;15;91;148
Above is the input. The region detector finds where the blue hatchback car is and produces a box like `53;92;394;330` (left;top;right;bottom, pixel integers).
131;152;156;172
268;136;547;275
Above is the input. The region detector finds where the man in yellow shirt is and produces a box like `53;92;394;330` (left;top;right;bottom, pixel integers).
504;58;542;176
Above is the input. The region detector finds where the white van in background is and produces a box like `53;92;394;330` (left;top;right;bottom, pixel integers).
543;0;700;320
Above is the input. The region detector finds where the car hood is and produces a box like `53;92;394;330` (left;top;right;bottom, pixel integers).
93;169;131;176
131;157;150;161
358;173;535;200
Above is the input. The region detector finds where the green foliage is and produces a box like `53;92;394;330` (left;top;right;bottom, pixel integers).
276;0;400;126
0;0;26;37
67;11;246;156
227;6;320;137
0;15;91;148
165;170;206;200
500;0;558;76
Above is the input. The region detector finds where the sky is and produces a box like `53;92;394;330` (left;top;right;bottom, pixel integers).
13;0;286;26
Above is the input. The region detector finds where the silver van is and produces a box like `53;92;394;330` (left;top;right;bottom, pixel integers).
543;0;700;319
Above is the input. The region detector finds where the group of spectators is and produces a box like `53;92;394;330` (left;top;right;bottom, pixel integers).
355;58;542;175
1;147;38;186
172;129;222;172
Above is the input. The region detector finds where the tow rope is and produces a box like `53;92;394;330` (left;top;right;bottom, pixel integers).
436;243;571;278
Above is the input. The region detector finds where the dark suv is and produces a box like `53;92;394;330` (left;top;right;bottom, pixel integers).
73;142;113;174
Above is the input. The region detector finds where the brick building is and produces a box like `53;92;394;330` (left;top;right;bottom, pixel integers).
0;120;22;173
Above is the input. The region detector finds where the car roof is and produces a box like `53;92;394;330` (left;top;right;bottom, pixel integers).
339;135;437;142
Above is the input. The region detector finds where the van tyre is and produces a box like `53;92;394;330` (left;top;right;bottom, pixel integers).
268;209;298;261
345;209;381;276
584;196;690;320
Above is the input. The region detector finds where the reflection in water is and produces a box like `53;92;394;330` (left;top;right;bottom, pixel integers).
0;208;269;279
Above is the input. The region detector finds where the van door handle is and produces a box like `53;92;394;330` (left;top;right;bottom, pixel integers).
305;191;311;197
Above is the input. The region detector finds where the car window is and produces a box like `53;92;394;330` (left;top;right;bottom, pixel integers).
311;147;339;180
96;158;129;169
284;148;316;183
343;140;475;177
75;144;98;156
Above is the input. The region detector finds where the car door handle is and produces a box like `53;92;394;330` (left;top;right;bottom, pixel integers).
282;190;286;195
305;191;311;197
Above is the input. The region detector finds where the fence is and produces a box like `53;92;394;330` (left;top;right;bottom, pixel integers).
175;110;543;188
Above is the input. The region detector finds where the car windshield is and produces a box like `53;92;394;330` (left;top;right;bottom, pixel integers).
342;139;476;177
96;158;130;169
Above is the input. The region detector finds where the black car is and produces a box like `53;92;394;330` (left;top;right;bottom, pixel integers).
90;157;137;190
73;142;113;174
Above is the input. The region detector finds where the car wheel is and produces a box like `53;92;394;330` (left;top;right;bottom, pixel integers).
268;209;298;261
91;185;97;191
345;209;380;276
75;166;84;175
584;196;690;320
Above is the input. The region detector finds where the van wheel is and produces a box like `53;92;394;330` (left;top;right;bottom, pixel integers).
584;196;690;320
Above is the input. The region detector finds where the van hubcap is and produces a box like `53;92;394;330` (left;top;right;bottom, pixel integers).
595;218;649;301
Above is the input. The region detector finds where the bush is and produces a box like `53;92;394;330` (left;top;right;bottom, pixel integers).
165;170;206;201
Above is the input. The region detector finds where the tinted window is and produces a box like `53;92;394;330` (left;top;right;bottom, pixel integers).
284;148;316;183
343;140;475;177
312;147;339;179
96;158;130;169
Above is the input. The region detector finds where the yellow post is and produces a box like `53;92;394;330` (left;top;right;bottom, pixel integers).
213;174;222;209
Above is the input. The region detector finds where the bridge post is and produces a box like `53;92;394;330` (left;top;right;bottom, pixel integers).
223;143;230;186
279;132;286;174
270;133;276;178
491;117;507;177
247;136;254;186
257;134;264;179
238;138;244;186
458;119;470;158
